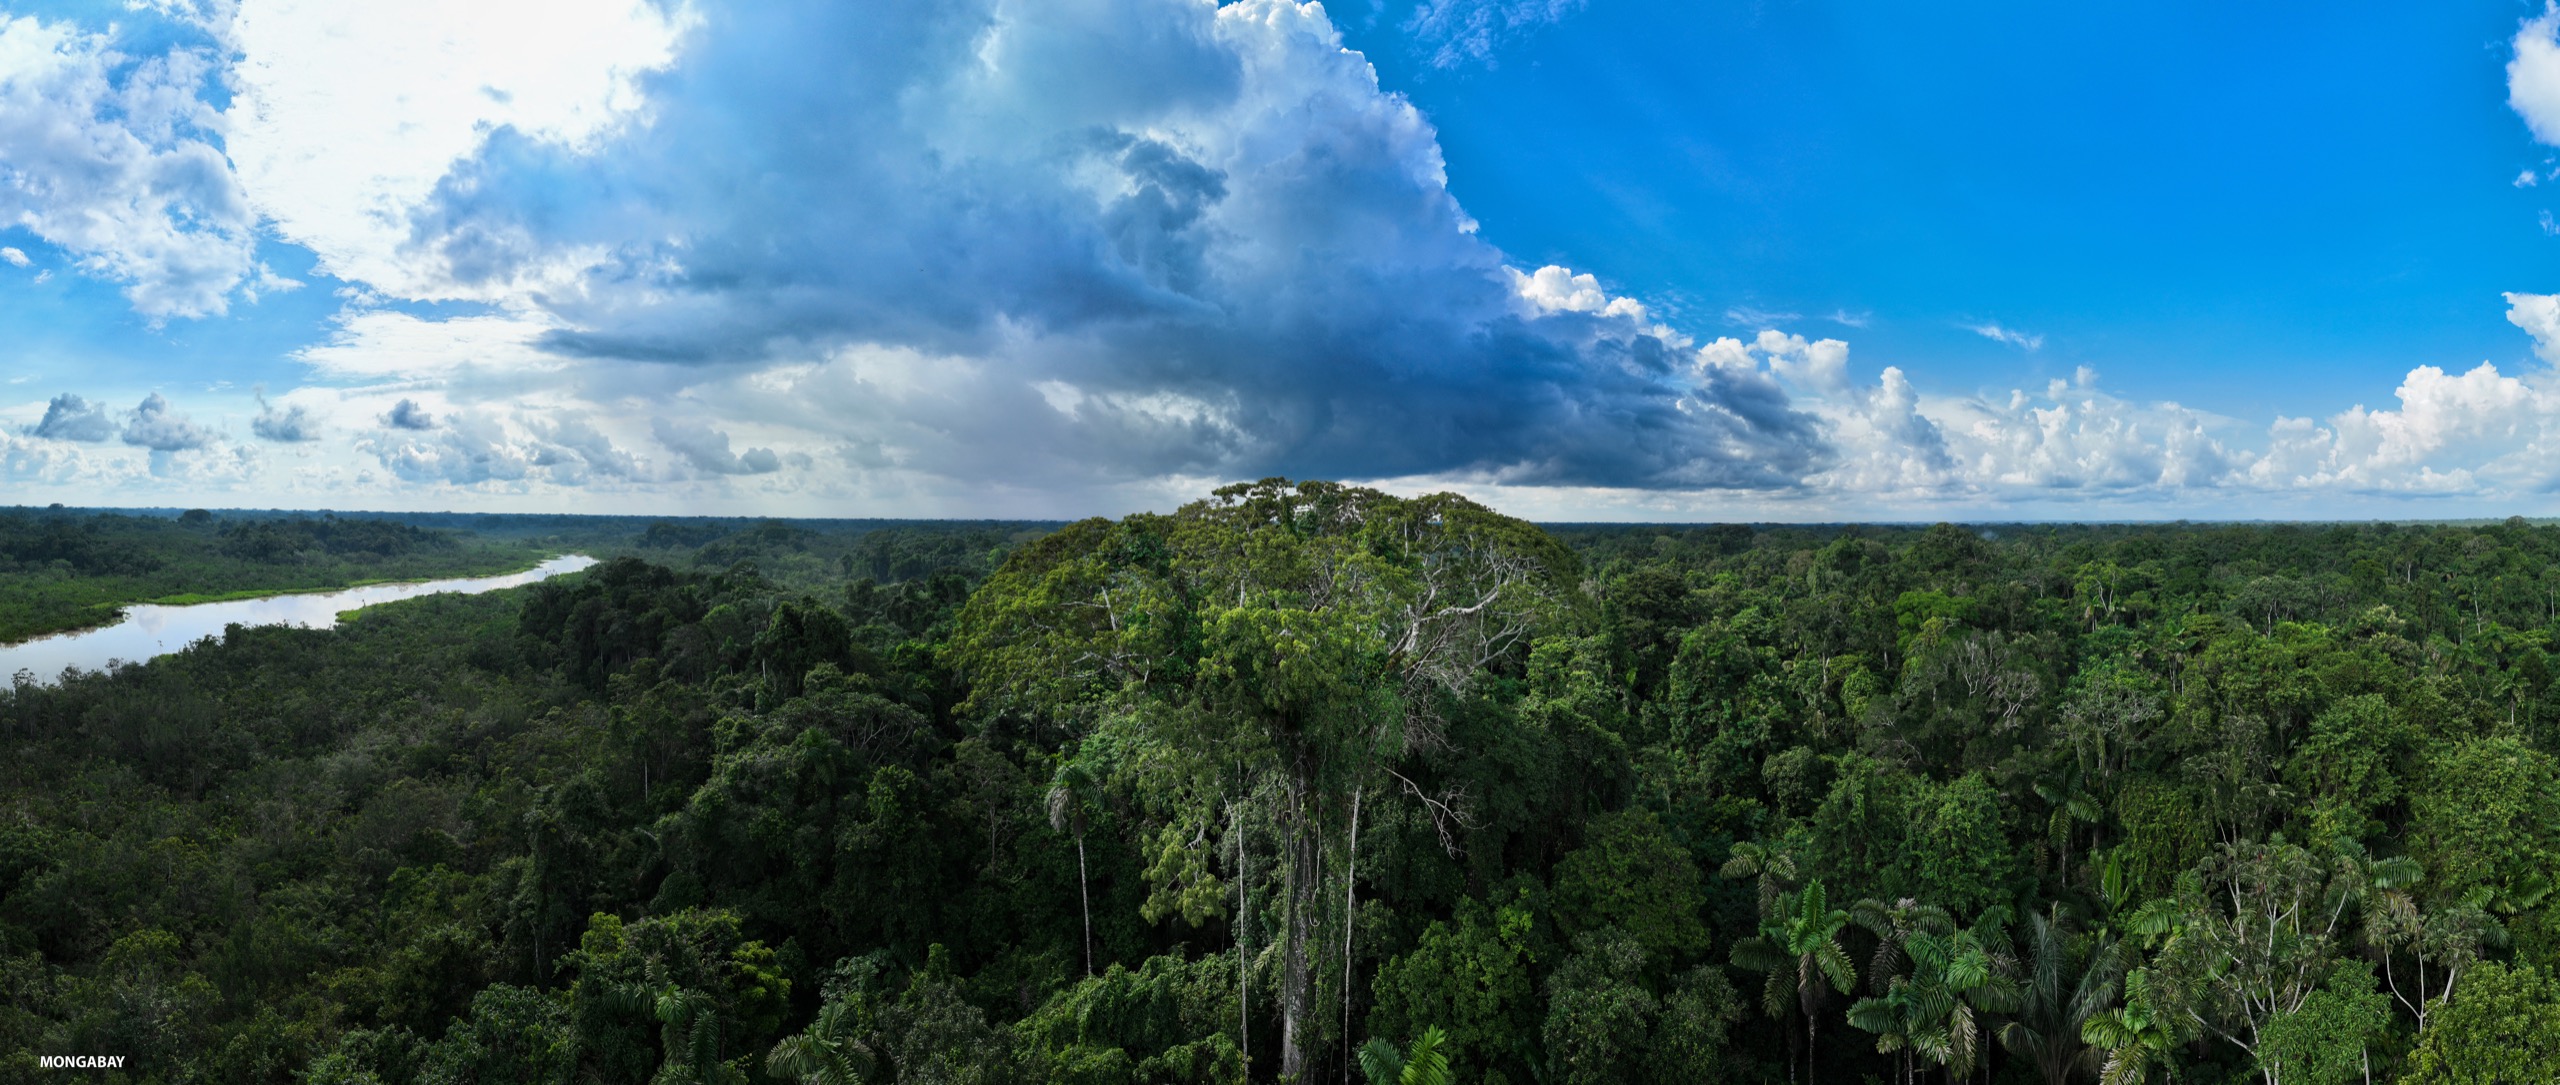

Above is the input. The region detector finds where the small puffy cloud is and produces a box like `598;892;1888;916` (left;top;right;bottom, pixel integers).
2519;168;2543;188
366;413;533;485
527;414;643;481
1508;265;1649;321
251;388;320;442
1964;321;2045;351
2506;291;2560;364
2513;4;2560;146
121;392;216;451
382;398;438;430
243;263;305;302
651;417;782;476
0;247;25;267
1734;332;1958;496
1735;330;1851;394
0;14;257;318
30;393;114;442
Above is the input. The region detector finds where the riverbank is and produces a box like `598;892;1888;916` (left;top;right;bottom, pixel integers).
0;554;597;682
0;537;559;647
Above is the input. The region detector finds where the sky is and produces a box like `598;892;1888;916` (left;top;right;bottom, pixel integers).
6;1;2560;521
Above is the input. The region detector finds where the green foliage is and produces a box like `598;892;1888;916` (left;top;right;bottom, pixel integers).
1368;896;1536;1081
1845;918;2019;1082
1902;773;2015;916
15;503;2560;1084
1542;930;1660;1085
2402;962;2560;1084
2258;961;2390;1085
2408;736;2560;907
1540;929;1741;1085
1550;810;1707;957
2081;970;2183;1085
1998;907;2126;1085
1358;1025;1452;1085
1014;954;1241;1085
2281;695;2411;851
416;985;576;1085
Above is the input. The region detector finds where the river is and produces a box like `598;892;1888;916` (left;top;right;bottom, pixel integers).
2;554;598;686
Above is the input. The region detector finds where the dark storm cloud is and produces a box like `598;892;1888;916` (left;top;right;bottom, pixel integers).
382;399;437;431
121;393;215;451
404;0;1828;491
252;389;319;442
651;417;782;476
31;394;114;442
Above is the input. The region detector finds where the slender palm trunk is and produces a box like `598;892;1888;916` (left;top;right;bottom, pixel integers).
1806;1012;1818;1085
1076;830;1093;977
1236;802;1250;1074
1340;785;1362;1085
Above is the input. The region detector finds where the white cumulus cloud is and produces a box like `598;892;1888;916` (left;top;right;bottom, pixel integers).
226;0;689;298
2513;4;2560;146
0;15;256;318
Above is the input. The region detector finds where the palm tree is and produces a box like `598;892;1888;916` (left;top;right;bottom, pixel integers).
1723;841;1803;922
2081;970;2179;1085
2034;765;2104;885
652;984;747;1085
1357;1026;1452;1085
1851;897;1955;996
609;962;746;1085
766;1000;878;1085
1852;925;2018;1085
1999;906;2124;1085
1847;977;1929;1085
1734;880;1857;1085
1047;759;1100;977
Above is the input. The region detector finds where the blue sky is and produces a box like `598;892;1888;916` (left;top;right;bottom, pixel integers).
4;0;2560;520
1355;2;2556;422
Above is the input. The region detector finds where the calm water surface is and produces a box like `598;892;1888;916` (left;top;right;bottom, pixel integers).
3;554;596;685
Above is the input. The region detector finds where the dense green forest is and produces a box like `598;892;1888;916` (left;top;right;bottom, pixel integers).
4;482;2559;1084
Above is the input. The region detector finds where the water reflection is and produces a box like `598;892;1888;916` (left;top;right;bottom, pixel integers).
3;554;597;686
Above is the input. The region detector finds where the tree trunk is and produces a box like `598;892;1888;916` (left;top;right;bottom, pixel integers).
1236;802;1250;1075
1077;831;1093;977
1279;772;1318;1082
1806;1011;1818;1085
1783;1003;1802;1085
1340;785;1362;1085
